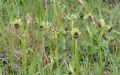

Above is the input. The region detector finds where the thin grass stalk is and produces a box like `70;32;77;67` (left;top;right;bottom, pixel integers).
86;25;94;61
49;37;54;75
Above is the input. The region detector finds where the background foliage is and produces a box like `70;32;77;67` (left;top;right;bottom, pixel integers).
0;0;120;75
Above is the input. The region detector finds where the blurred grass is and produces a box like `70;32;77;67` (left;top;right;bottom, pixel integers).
0;0;120;75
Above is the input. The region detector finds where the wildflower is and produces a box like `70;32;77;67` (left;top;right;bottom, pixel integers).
26;13;32;25
99;18;112;31
0;51;8;65
13;17;22;29
35;16;39;24
64;27;68;33
44;0;50;9
62;12;67;20
71;14;78;20
65;27;68;32
96;22;102;29
14;23;19;30
78;0;84;5
12;17;22;34
67;13;78;21
71;28;81;39
84;13;94;22
40;22;47;32
99;18;105;28
106;25;112;31
60;27;68;34
107;26;112;32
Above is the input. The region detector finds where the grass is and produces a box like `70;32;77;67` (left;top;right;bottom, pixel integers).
0;0;120;75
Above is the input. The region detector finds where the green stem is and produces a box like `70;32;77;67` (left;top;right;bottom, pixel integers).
75;39;79;75
19;22;27;74
72;36;79;75
21;37;27;74
98;29;104;75
49;37;53;75
55;32;59;68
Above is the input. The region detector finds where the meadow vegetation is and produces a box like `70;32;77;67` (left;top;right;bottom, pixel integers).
0;0;120;75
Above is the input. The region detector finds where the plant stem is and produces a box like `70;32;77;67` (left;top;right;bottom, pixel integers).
75;39;79;75
72;36;79;75
21;37;27;74
55;32;59;69
98;29;104;75
19;22;27;74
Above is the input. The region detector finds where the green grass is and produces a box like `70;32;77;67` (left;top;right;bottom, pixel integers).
0;0;120;75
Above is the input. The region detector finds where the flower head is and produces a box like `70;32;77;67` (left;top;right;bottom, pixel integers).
12;17;22;29
26;13;32;25
84;13;94;22
99;18;105;27
71;28;81;39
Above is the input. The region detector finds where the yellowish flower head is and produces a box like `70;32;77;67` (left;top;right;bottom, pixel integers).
84;13;93;20
99;19;112;30
99;18;105;28
105;25;111;30
12;18;22;26
71;28;81;39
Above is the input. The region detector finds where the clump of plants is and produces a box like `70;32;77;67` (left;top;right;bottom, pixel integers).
0;0;120;75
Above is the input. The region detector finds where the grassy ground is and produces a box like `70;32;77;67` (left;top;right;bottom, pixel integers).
0;0;120;75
